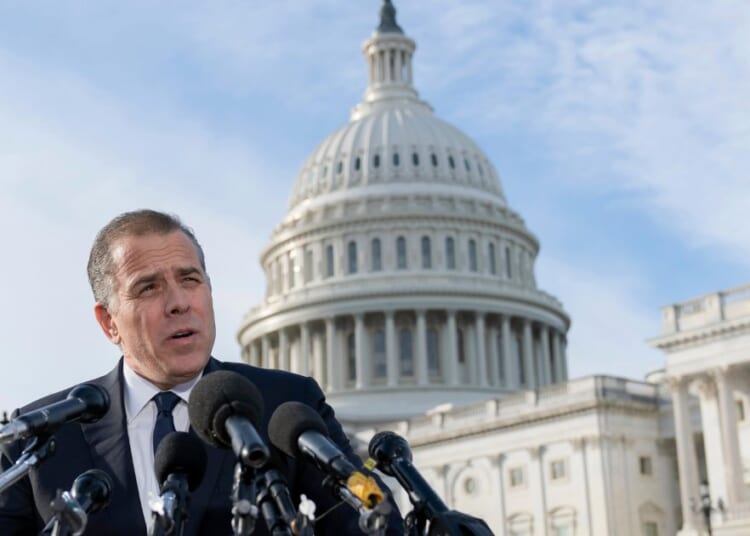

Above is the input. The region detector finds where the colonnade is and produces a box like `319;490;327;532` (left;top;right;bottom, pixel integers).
242;309;568;394
670;367;748;532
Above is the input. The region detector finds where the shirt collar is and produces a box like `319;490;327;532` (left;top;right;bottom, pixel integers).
122;360;203;423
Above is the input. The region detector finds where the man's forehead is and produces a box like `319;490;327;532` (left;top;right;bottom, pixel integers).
110;231;202;275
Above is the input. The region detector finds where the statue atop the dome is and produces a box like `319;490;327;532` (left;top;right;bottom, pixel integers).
377;0;403;34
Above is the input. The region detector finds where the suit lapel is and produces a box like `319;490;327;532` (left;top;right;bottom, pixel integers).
81;360;147;535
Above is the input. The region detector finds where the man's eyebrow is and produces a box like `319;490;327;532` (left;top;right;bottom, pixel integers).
176;266;202;277
129;273;159;290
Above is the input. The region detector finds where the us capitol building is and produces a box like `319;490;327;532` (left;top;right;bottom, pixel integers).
237;2;750;535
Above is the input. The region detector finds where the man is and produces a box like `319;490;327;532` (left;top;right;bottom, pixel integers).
0;210;401;535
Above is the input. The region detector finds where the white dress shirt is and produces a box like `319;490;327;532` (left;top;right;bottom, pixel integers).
122;362;202;531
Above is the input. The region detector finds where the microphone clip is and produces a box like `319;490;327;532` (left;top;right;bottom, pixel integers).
0;433;56;495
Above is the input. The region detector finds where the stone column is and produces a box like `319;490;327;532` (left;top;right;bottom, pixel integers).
694;376;728;518
249;342;259;367
714;367;746;507
446;311;460;386
278;329;288;371
354;314;368;389
528;446;548;536
522;320;534;388
501;316;515;389
487;323;500;387
313;332;324;385
552;331;563;384
299;323;310;377
475;313;488;387
540;325;551;387
416;310;429;385
670;376;700;532
325;317;337;392
560;336;569;381
261;335;270;369
386;311;398;387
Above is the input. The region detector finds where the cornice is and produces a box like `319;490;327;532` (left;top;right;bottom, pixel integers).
394;397;659;448
648;316;750;351
237;281;569;341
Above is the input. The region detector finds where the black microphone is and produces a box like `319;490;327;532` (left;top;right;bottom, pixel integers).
368;431;447;518
188;371;269;468
41;469;113;536
150;431;207;536
0;384;110;444
268;401;385;509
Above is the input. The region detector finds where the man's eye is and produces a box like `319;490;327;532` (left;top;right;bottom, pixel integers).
139;284;156;294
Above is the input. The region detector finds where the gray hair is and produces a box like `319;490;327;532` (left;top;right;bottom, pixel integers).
87;209;207;307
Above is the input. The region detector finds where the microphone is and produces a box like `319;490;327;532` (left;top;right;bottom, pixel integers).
367;431;447;518
150;431;207;536
41;469;113;536
0;384;110;444
188;371;270;468
268;401;385;509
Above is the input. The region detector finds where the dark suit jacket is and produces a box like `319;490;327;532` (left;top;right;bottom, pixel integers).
0;358;402;535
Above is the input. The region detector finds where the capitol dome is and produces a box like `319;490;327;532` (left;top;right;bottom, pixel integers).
238;0;570;424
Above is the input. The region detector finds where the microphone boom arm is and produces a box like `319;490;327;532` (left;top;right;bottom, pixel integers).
0;434;56;495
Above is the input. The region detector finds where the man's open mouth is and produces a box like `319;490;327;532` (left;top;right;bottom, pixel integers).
171;330;195;339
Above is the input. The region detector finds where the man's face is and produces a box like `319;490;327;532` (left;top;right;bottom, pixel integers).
94;231;216;389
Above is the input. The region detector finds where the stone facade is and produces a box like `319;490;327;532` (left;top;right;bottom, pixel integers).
237;3;750;535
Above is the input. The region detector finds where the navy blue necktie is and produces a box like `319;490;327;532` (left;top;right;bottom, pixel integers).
152;391;181;455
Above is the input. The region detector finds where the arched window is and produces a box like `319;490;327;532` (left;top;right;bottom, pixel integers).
445;237;456;270
373;329;386;378
371;238;382;271
488;243;497;275
421;236;432;269
431;153;438;167
396;236;407;269
347;333;356;381
448;155;455;169
468;240;478;272
348;241;358;274
464;158;470;171
325;245;335;278
412;152;419;166
399;328;414;376
287;254;295;289
505;245;513;278
337;161;343;174
373;154;380;168
427;328;440;376
393;153;400;166
354;156;361;171
304;248;313;283
274;260;282;294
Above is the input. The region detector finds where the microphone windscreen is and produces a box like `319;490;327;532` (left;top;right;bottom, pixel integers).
188;370;264;449
67;384;110;423
268;401;329;460
154;431;208;491
71;469;113;513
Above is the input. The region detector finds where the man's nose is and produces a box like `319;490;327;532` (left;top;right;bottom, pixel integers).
165;283;190;315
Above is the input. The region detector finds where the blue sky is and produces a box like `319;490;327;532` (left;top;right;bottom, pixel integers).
1;1;748;412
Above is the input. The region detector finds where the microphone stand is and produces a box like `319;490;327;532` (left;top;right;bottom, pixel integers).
321;476;391;535
231;462;259;536
256;484;292;536
42;489;87;536
0;434;56;494
150;473;190;536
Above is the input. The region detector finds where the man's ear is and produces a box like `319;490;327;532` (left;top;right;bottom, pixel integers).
94;303;120;345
